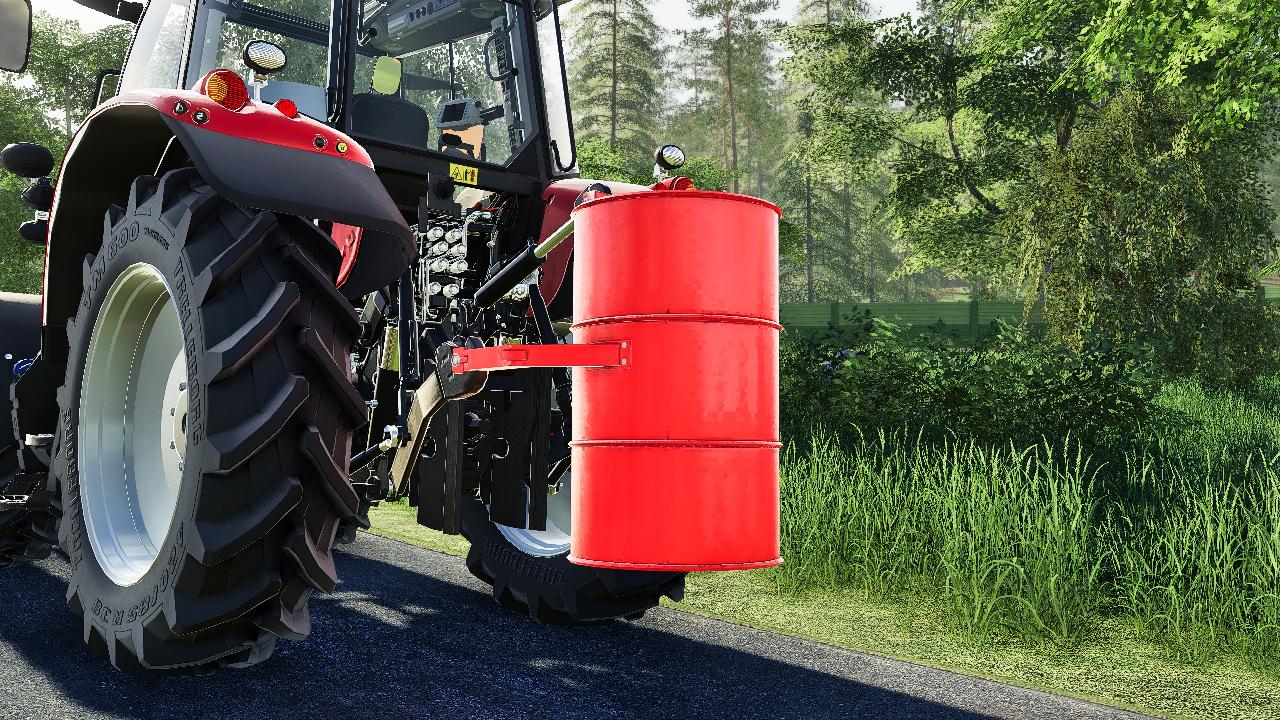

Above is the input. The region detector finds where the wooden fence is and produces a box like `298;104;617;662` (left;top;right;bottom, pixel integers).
780;300;1038;344
782;287;1280;343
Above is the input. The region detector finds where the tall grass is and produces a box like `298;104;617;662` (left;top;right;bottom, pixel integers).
1108;451;1280;664
777;405;1280;667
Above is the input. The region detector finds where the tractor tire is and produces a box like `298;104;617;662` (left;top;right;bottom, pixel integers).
52;168;364;673
459;495;686;625
0;469;59;569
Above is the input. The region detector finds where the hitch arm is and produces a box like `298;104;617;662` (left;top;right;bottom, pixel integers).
450;341;630;372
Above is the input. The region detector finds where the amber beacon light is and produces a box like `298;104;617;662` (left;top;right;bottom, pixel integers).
199;69;249;111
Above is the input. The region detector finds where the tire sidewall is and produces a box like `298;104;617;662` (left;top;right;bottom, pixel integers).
461;495;681;608
56;198;208;637
462;496;574;590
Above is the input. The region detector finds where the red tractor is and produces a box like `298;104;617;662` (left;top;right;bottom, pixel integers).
0;0;781;673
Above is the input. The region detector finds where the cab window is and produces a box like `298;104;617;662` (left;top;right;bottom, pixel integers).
189;0;332;119
120;0;195;92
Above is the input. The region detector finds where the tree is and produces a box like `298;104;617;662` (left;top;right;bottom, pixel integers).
795;0;864;24
26;14;131;143
0;78;58;293
783;1;1088;285
785;0;1280;383
689;0;778;194
566;0;662;171
660;29;722;164
1006;88;1280;386
0;13;130;294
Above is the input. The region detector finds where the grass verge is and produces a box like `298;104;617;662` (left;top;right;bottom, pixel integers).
365;498;1280;720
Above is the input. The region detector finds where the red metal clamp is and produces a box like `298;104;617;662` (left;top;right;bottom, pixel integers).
451;341;631;373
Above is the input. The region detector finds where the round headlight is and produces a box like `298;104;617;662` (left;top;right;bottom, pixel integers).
244;40;288;76
655;144;687;171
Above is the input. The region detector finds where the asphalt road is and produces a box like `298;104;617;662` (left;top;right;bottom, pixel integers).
0;533;1151;720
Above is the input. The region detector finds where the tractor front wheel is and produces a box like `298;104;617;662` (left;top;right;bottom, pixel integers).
53;168;363;672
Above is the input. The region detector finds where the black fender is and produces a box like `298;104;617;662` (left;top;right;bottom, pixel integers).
41;101;413;361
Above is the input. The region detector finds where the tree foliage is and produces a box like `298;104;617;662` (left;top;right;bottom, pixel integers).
0;13;131;293
1007;89;1280;386
785;0;1280;384
566;0;662;172
783;5;1087;281
26;14;131;143
1008;0;1280;137
0;78;57;293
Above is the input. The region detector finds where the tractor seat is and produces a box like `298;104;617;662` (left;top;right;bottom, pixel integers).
350;56;430;150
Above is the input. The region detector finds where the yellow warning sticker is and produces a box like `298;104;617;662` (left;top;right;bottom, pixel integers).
449;163;479;186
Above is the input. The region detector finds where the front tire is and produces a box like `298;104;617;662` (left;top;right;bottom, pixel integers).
460;483;685;624
53;169;364;672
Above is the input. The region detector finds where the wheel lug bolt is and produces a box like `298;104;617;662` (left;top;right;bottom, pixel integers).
178;381;187;391
177;461;184;471
170;441;176;449
169;407;176;416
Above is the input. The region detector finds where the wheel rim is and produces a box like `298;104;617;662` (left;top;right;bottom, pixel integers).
79;263;188;587
495;471;573;557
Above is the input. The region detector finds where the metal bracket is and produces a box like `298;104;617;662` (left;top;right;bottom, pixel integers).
387;338;488;500
451;341;631;373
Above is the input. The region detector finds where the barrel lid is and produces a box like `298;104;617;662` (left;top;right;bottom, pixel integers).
572;189;783;218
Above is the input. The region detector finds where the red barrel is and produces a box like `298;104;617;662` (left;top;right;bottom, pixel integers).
568;190;782;571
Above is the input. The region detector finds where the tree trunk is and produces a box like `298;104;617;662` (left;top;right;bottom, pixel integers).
843;175;854;299
1055;97;1079;151
945;112;1001;217
805;171;814;303
867;245;876;303
723;9;740;194
609;0;619;148
63;91;73;144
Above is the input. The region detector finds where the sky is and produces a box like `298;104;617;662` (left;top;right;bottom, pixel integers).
37;0;919;33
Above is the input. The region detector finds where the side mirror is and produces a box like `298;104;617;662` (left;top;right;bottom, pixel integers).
2;142;54;247
1;143;54;179
0;0;33;73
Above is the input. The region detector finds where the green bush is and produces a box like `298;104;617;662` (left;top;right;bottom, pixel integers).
782;318;1159;448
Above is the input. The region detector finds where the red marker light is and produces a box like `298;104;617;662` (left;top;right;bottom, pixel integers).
198;69;249;111
275;98;298;118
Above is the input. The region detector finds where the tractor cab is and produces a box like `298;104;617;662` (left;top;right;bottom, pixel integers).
118;0;577;184
2;0;577;247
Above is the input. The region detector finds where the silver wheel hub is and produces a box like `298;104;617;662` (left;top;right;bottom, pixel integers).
495;471;573;557
79;263;188;587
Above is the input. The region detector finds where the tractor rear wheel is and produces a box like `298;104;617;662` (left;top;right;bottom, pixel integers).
460;470;685;624
53;168;363;672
